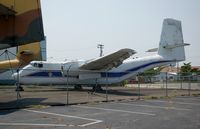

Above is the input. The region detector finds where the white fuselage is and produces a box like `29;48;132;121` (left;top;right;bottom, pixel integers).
15;55;174;85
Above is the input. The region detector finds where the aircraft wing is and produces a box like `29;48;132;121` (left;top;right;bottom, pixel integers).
80;48;136;71
0;0;44;50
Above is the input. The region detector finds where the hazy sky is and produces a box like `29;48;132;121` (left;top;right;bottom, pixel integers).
41;0;200;66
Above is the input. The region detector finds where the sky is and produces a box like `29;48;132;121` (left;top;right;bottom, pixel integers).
41;0;200;66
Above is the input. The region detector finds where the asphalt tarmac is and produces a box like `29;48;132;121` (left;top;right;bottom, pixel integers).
0;96;200;129
0;85;200;129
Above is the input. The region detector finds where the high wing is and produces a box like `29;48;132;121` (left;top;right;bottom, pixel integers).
0;0;44;50
80;48;136;71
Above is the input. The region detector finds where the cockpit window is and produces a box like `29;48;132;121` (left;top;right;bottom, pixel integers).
32;63;43;68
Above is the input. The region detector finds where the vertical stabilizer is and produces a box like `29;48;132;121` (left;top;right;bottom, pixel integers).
158;18;188;61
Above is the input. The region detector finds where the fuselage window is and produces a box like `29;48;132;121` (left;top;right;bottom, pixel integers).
33;63;37;67
38;63;43;68
33;63;43;68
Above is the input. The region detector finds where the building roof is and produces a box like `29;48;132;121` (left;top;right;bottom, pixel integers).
160;66;200;73
192;66;200;70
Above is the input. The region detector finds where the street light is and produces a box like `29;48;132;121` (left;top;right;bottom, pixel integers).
97;44;104;57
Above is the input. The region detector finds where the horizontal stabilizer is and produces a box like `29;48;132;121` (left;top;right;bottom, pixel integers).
146;43;190;52
146;48;158;52
163;43;190;49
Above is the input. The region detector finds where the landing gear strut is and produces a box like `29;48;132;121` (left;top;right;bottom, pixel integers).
15;83;24;91
93;85;103;92
92;78;103;92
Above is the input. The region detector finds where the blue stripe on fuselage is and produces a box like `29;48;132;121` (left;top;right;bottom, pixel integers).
101;60;172;77
52;71;62;77
28;72;49;77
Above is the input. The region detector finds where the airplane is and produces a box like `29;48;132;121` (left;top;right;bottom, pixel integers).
13;18;190;91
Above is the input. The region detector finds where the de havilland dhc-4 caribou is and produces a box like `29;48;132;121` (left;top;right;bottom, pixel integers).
13;18;190;91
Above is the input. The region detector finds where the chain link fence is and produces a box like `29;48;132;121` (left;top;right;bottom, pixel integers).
128;72;200;99
0;68;200;109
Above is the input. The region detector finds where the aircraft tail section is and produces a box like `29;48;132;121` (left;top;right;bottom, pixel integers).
158;18;189;61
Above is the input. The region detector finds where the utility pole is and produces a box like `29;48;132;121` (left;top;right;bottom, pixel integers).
97;44;104;57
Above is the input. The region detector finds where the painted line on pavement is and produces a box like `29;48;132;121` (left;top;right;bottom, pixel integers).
24;109;102;127
114;102;191;111
0;122;69;127
74;105;156;116
146;100;200;106
175;97;200;101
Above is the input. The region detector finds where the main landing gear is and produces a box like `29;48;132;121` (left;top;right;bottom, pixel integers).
15;82;24;91
74;85;83;90
92;85;103;92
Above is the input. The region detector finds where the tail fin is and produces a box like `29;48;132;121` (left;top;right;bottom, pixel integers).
158;18;189;61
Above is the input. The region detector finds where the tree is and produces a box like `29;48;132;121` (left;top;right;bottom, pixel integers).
191;68;200;75
180;62;192;76
139;67;162;83
140;67;160;76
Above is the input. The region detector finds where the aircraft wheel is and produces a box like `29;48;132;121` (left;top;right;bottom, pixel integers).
93;85;103;92
74;85;83;90
15;85;24;91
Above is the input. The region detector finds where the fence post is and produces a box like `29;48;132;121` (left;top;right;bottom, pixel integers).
137;73;141;100
66;64;73;106
106;71;108;102
180;75;183;89
165;72;168;97
16;68;22;101
188;75;191;96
